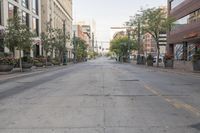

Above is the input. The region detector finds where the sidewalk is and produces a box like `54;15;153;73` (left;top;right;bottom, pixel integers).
131;61;200;78
0;63;74;82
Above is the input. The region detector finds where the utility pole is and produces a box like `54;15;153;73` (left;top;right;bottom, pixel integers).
63;20;67;65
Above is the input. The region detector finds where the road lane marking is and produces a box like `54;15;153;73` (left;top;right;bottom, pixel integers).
143;84;200;117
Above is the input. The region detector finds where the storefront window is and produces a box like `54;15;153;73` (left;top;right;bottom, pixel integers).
175;44;197;61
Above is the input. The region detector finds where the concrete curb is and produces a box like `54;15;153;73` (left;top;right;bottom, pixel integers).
130;62;200;78
0;63;74;82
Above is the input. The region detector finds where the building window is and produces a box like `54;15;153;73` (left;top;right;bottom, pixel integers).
22;0;29;9
22;11;29;27
172;8;200;31
32;0;38;14
8;3;18;19
170;0;185;10
32;17;39;36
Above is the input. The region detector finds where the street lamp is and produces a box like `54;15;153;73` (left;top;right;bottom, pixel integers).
73;31;77;63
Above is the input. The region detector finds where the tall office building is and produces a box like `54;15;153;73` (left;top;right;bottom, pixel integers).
167;0;200;70
41;0;73;59
0;0;41;57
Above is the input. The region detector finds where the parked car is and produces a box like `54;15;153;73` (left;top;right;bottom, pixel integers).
153;56;164;64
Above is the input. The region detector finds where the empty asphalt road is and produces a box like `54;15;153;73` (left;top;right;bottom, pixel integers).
0;57;200;133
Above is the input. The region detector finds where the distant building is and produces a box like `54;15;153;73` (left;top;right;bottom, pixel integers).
41;0;73;59
81;25;93;50
142;33;156;56
0;0;41;58
72;24;90;47
167;0;200;71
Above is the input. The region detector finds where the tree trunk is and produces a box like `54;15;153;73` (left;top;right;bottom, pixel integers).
45;52;48;67
156;44;160;67
19;49;22;72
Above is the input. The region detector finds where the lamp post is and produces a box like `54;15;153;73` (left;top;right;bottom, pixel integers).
135;14;142;64
127;29;131;63
63;20;67;65
73;31;77;63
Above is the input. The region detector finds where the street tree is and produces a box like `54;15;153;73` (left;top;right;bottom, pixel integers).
140;7;174;67
54;29;67;63
4;14;33;71
110;36;137;62
74;37;88;62
41;32;51;65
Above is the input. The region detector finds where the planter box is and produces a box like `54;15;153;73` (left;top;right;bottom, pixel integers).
0;65;14;72
193;60;200;71
147;60;153;66
35;63;43;67
46;62;52;66
137;56;146;65
164;60;173;68
22;62;33;69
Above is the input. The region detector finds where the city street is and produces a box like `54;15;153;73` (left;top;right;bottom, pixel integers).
0;57;200;133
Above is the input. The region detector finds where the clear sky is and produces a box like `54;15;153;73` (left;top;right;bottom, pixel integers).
73;0;167;43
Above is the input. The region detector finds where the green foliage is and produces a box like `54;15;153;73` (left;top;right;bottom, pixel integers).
41;32;51;55
22;56;33;63
4;13;33;54
147;54;153;61
106;52;112;57
140;7;174;66
110;36;137;56
141;8;174;42
54;29;67;59
41;26;69;64
52;58;60;65
0;57;16;65
74;37;88;61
